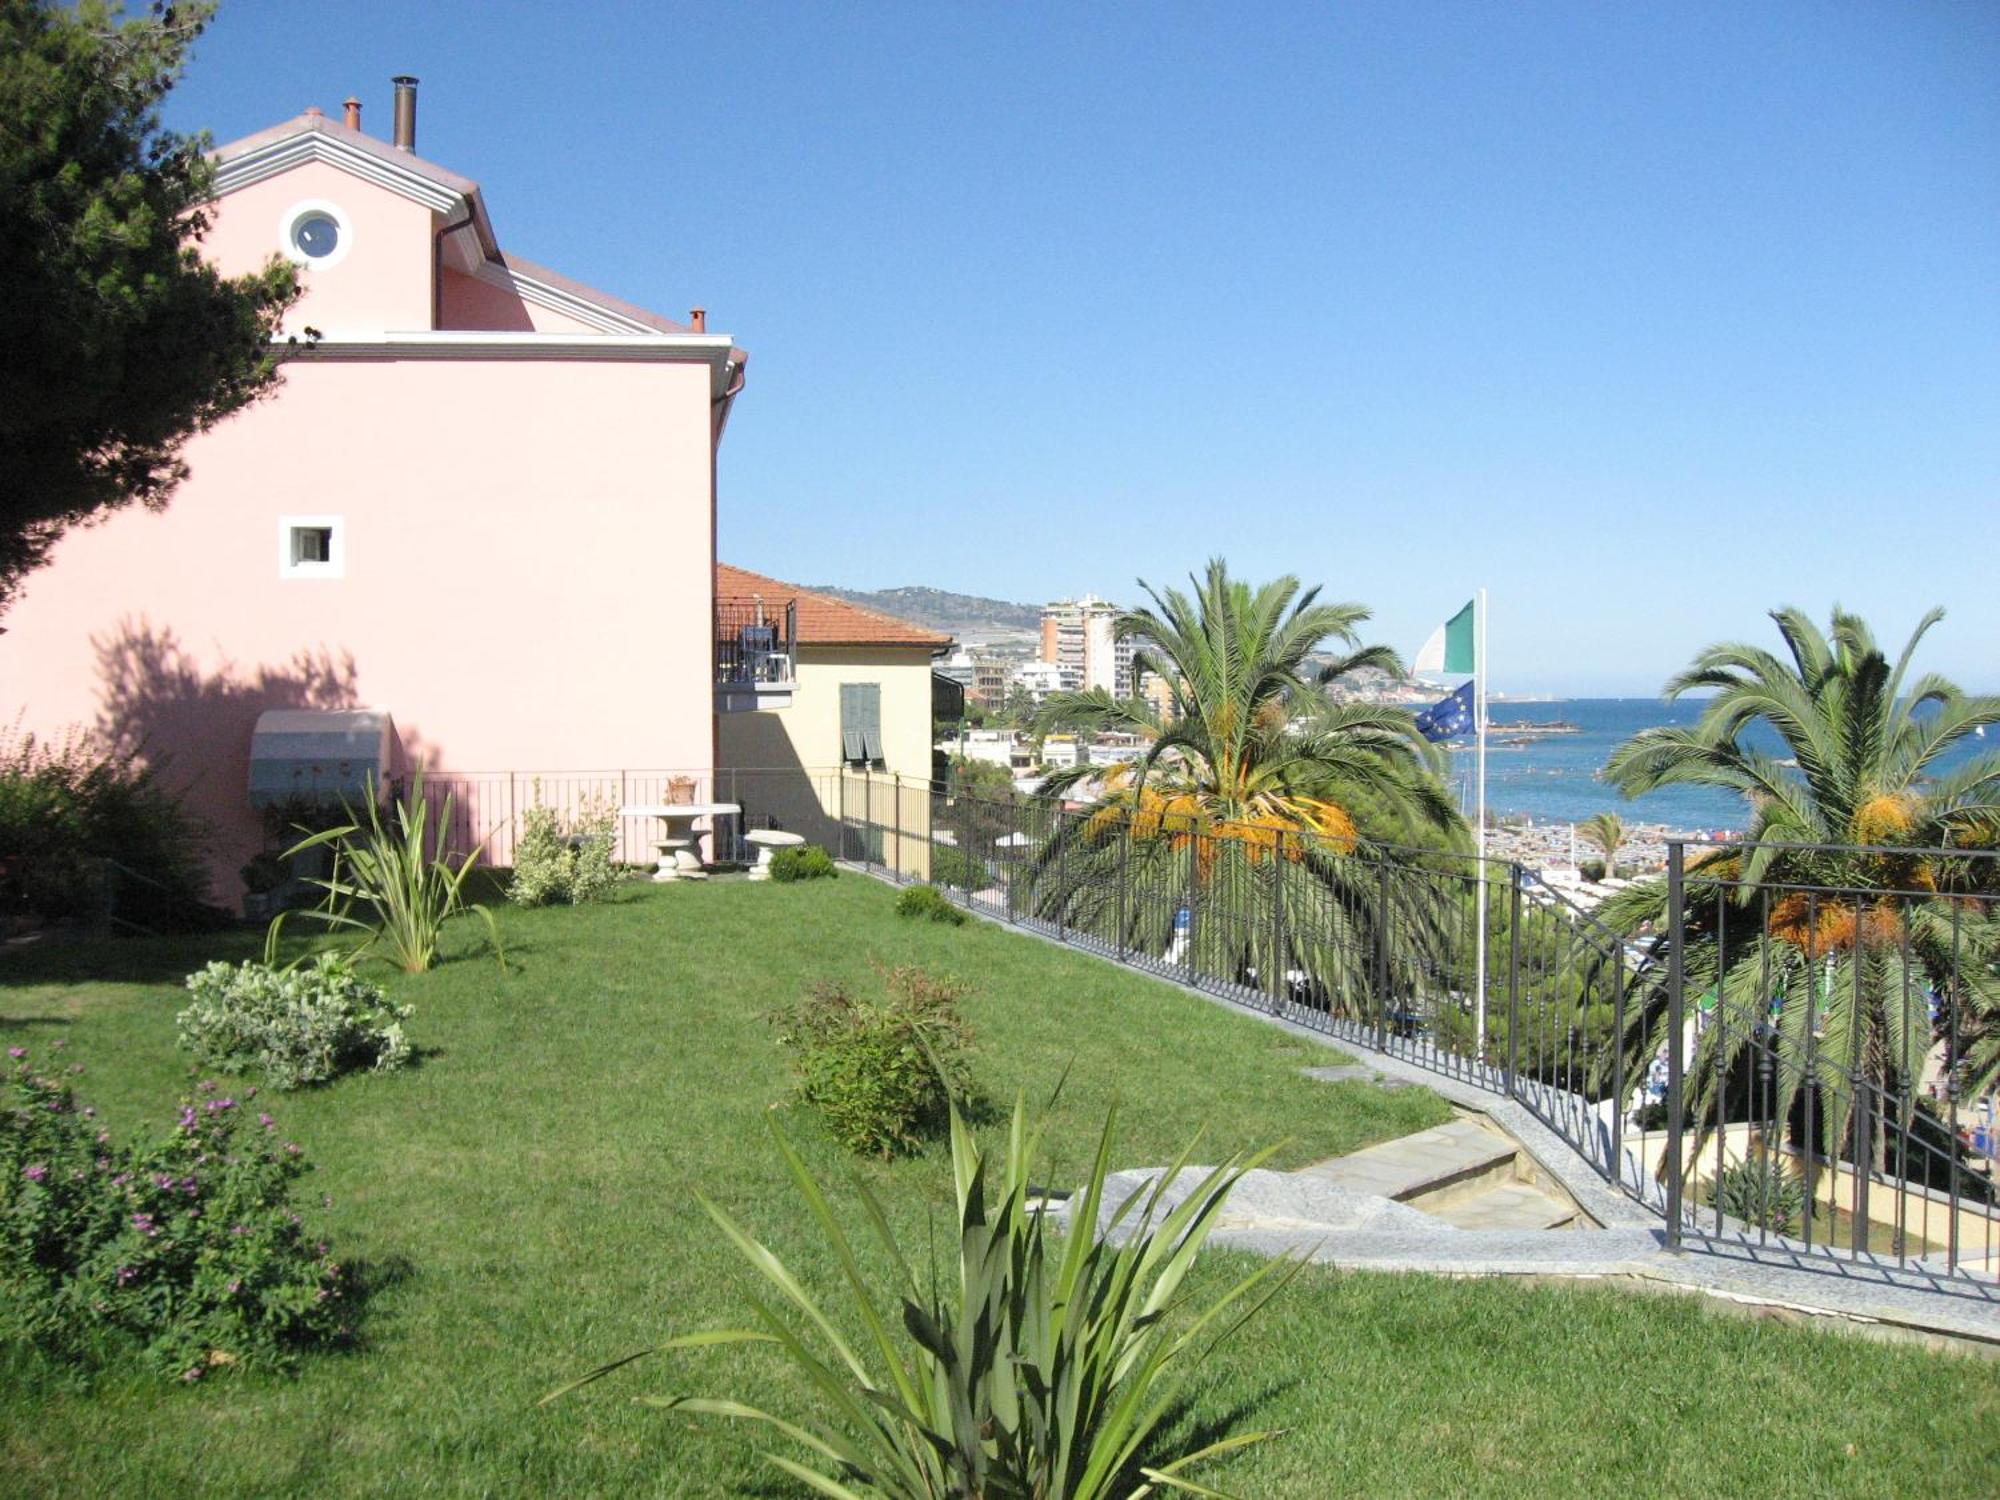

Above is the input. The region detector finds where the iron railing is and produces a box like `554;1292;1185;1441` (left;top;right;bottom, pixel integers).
715;595;797;686
824;777;1999;1289
377;765;2000;1287
1654;839;1998;1284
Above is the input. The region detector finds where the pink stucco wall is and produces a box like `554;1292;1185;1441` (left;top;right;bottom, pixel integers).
0;150;729;904
203;160;438;335
436;269;602;333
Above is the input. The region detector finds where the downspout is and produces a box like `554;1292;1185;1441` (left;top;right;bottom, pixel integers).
708;355;745;784
431;201;479;329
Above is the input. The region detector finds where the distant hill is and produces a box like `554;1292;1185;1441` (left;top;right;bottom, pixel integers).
806;585;1041;643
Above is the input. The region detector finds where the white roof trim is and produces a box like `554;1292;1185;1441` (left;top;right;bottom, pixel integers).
469;259;658;336
277;331;741;393
214;131;465;216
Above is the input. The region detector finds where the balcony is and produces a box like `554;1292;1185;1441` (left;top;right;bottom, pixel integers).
715;594;797;711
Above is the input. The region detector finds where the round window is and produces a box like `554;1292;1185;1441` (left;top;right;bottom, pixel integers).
291;212;341;260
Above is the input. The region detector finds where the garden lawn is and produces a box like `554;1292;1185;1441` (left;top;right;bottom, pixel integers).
1;876;1995;1498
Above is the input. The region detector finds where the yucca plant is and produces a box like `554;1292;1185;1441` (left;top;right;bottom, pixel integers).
266;768;502;974
545;1096;1300;1497
1706;1147;1808;1238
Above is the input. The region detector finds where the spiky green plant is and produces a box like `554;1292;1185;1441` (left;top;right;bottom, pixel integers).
266;768;501;974
1706;1147;1808;1238
545;1096;1299;1497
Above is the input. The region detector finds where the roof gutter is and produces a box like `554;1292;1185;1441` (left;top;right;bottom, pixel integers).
711;353;748;441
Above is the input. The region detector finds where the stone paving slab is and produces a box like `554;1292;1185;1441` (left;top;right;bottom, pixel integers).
1299;1117;1515;1201
1427;1179;1579;1232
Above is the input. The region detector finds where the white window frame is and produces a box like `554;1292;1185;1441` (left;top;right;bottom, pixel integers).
277;198;354;269
278;515;346;580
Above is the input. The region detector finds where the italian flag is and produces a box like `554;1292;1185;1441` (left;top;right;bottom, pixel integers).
1413;599;1476;675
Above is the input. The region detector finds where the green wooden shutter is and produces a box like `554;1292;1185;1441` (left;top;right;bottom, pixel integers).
840;683;882;764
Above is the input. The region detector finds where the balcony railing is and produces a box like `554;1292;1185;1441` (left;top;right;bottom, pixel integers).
715;595;797;709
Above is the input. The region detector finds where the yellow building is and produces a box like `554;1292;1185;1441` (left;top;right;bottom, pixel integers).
715;564;950;871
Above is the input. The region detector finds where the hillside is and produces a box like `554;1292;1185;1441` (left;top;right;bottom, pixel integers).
806;584;1041;643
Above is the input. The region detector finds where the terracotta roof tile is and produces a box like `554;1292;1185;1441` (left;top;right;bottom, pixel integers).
718;564;950;649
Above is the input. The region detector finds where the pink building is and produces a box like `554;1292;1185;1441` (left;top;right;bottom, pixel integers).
0;82;748;900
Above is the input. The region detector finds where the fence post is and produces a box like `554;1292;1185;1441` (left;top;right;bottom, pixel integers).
864;771;874;871
1373;854;1390;1054
1664;840;1687;1248
1610;934;1626;1191
507;773;517;866
892;773;903;882
1186;828;1201;985
1270;831;1287;1014
1505;868;1522;1096
1115;813;1129;961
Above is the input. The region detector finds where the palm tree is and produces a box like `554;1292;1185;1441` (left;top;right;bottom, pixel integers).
1020;560;1465;1018
1033;559;1460;840
1581;812;1625;879
1599;606;2000;1183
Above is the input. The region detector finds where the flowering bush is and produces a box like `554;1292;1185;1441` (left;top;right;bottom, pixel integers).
178;955;412;1090
771;966;976;1157
1;1048;352;1380
508;795;620;907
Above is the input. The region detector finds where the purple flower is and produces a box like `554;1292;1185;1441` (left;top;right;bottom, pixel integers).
230;1224;248;1236
131;1212;158;1236
23;1164;47;1183
116;1266;137;1286
258;1113;275;1130
179;1107;198;1129
6;1047;23;1060
225;1280;241;1295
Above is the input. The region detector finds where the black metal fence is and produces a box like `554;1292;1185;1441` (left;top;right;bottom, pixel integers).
1655;840;1998;1285
398;764;2000;1286
830;777;1999;1289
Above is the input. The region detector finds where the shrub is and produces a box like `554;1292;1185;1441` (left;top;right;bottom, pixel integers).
509;794;620;907
896;884;966;926
0;721;214;930
769;843;836;883
927;842;989;890
270;768;502;973
178;955;413;1090
546;1096;1295;1497
1707;1146;1807;1237
1;1048;353;1381
771;965;974;1157
1579;858;1607;883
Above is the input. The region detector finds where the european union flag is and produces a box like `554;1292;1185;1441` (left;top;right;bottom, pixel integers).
1415;681;1475;742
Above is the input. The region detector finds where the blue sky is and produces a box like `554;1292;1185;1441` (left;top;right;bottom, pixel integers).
164;2;1999;695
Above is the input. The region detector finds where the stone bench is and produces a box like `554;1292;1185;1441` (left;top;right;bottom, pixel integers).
744;828;806;881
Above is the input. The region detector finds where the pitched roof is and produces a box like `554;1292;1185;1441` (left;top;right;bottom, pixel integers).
718;564;951;649
210;111;698;336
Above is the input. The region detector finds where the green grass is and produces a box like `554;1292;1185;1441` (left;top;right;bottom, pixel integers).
2;876;1996;1497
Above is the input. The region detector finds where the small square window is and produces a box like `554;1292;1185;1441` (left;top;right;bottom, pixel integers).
278;515;344;579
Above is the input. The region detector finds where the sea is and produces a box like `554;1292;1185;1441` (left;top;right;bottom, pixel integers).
1441;698;1986;835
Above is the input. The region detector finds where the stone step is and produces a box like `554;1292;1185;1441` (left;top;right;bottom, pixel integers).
1423;1179;1582;1232
1299;1116;1518;1205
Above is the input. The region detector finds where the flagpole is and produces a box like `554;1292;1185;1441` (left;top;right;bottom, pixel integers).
1475;586;1488;1053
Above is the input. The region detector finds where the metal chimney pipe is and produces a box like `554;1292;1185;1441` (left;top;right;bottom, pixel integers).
391;75;418;151
343;96;362;130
